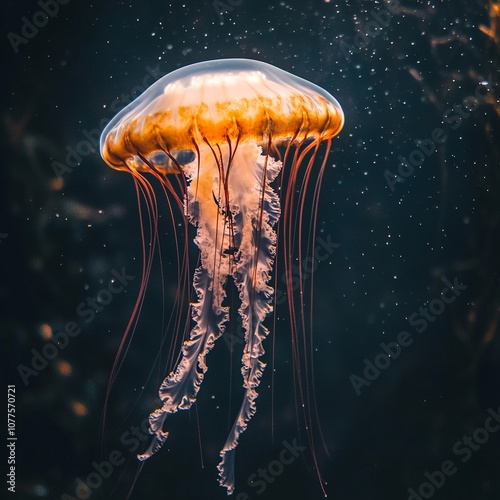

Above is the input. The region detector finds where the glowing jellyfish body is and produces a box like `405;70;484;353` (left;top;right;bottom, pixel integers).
100;59;344;494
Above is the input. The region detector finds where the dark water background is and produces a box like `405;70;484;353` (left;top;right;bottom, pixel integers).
2;1;500;499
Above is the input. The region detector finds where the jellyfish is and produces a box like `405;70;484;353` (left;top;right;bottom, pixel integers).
100;58;344;495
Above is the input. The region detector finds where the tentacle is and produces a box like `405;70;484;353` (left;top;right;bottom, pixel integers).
138;265;228;460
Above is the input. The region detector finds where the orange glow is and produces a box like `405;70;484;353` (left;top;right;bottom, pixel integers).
71;400;88;417
101;59;343;171
56;360;73;376
480;2;500;42
39;323;53;340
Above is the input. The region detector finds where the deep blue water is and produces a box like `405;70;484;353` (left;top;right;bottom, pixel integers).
2;1;500;499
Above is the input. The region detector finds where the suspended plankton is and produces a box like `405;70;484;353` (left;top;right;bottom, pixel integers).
100;58;344;495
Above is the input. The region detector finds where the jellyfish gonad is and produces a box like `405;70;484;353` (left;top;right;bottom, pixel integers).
100;58;344;495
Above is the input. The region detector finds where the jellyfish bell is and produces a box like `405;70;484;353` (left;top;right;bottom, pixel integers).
100;58;344;495
101;58;343;168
